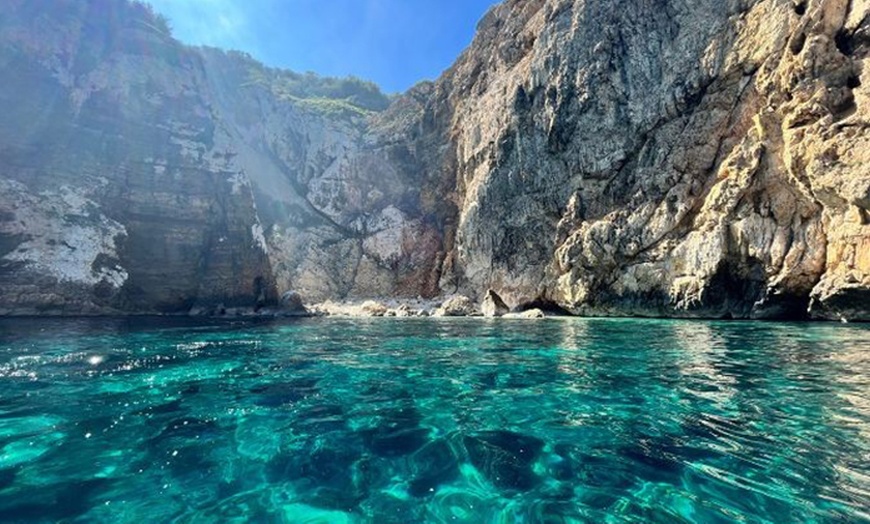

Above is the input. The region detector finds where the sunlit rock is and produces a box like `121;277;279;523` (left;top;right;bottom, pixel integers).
434;295;478;317
481;290;510;318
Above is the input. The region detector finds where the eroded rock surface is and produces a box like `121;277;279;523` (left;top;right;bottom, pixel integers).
434;295;479;317
420;0;870;320
481;289;510;317
0;0;439;313
1;0;867;319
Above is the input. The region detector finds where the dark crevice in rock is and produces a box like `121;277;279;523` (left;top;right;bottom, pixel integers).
793;1;806;16
811;287;870;321
831;93;858;120
683;80;712;111
513;297;572;315
835;29;855;56
602;138;645;207
513;85;532;113
344;238;365;299
0;233;28;259
753;291;812;320
252;276;267;310
790;31;806;55
706;259;767;318
546;82;577;154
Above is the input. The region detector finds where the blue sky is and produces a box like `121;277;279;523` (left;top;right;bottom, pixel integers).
146;0;498;93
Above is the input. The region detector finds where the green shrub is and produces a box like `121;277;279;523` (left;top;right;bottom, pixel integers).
232;54;392;118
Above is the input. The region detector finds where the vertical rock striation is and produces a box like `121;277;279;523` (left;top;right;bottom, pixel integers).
411;0;869;320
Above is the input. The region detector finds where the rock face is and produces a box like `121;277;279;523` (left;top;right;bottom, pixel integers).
279;291;307;314
0;0;277;314
426;0;869;321
0;0;440;314
481;289;510;317
434;295;479;317
0;0;868;320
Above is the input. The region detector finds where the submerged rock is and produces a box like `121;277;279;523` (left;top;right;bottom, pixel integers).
407;439;460;497
366;427;430;458
0;478;112;523
463;430;545;491
359;405;428;457
293;447;371;511
0;468;16;491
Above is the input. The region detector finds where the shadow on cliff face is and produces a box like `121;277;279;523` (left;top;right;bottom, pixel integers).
514;297;573;316
705;260;810;321
812;287;870;322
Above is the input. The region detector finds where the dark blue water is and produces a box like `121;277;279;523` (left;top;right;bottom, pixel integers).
0;317;868;523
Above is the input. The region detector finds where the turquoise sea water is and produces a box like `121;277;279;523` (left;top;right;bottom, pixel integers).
0;317;868;523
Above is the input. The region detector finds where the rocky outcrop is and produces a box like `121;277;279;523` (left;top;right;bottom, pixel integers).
0;0;868;320
481;289;510;317
415;0;869;321
434;295;479;317
504;309;547;319
279;290;308;315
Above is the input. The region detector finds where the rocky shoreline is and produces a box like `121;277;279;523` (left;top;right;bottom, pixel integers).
193;290;549;320
159;290;553;320
305;295;549;319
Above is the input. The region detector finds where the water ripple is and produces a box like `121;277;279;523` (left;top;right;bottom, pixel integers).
0;317;867;522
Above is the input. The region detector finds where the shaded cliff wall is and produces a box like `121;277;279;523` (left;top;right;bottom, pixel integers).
0;0;279;314
0;0;446;314
195;51;448;303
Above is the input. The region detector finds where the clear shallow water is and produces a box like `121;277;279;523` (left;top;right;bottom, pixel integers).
0;317;869;523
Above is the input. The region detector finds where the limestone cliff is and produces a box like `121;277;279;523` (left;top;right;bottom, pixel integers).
0;0;441;313
412;0;870;320
0;0;278;314
0;0;867;320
